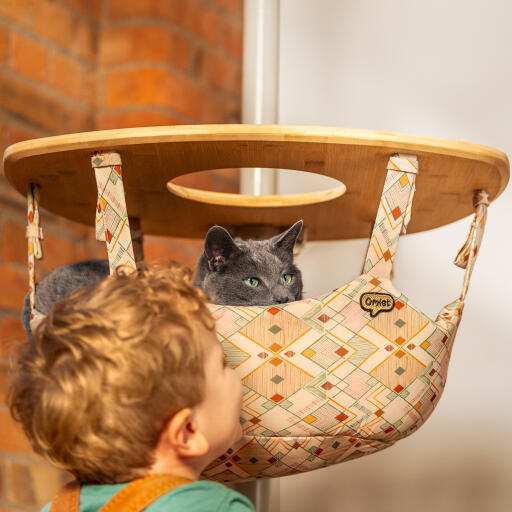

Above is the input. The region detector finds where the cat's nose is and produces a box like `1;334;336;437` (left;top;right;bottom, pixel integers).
274;296;288;304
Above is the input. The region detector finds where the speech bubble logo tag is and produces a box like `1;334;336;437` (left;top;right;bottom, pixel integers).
360;292;395;318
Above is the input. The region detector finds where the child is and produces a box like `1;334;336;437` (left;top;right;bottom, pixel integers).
8;263;255;511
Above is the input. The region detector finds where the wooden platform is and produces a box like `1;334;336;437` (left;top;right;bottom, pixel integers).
2;124;509;240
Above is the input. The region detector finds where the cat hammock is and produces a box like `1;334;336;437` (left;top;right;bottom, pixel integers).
4;125;509;482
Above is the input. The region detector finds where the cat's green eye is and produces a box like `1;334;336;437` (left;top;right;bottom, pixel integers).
244;277;260;288
281;273;293;284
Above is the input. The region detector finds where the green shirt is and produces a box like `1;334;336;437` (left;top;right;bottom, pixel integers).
41;480;256;512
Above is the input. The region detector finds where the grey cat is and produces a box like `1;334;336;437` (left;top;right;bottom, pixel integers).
21;259;110;339
21;221;303;338
193;220;303;306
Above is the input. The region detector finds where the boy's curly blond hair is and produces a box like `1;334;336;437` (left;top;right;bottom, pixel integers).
8;263;214;484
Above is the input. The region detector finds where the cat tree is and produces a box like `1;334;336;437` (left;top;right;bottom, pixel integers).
3;124;509;506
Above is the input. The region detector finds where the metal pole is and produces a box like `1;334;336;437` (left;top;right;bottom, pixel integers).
241;0;280;196
236;1;281;510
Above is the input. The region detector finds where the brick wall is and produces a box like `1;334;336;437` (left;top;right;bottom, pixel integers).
0;1;243;509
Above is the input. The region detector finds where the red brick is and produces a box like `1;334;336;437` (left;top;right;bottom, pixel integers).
0;0;34;29
0;361;12;403
0;2;95;60
104;68;209;120
200;93;226;123
0;26;7;64
48;51;85;100
223;97;241;122
108;0;223;46
172;169;239;194
39;231;78;273
201;49;241;96
0;218;26;266
67;16;96;62
0;458;5;501
10;32;48;83
224;20;243;60
96;111;181;130
144;237;201;271
59;0;102;20
30;2;95;61
10;460;70;507
211;167;240;192
6;125;38;146
210;0;243;18
0;177;25;212
0;73;72;132
74;241;106;261
54;219;94;240
0;409;33;454
67;108;94;133
172;170;218;192
107;0;164;19
0;315;27;357
100;25;190;72
173;1;223;47
85;68;97;108
0;263;27;311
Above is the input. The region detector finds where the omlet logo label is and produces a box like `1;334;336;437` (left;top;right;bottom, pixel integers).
360;292;395;317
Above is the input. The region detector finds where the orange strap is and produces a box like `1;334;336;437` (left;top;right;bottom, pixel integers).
49;474;192;512
49;480;80;512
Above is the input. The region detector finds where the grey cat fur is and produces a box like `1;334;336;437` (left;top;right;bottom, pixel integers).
193;220;303;306
21;221;303;339
21;258;109;339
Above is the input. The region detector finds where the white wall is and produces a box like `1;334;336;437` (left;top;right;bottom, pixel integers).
276;1;512;510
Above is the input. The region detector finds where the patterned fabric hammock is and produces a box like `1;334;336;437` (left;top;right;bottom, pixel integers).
26;151;488;483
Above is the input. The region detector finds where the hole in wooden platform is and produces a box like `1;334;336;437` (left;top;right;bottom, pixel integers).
167;169;346;207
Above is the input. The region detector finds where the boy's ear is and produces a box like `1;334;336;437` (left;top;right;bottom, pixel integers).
164;408;209;458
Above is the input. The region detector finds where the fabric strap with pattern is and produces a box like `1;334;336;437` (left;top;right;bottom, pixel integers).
91;151;136;274
435;189;489;336
363;153;419;279
26;183;46;333
48;474;192;512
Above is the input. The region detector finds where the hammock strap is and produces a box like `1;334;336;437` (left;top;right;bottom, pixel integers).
454;189;489;300
435;189;489;337
91;151;136;274
363;154;419;279
26;183;45;332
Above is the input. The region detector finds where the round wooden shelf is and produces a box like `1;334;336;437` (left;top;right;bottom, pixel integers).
3;124;509;240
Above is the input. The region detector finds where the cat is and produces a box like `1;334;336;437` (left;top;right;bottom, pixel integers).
21;258;110;339
193;220;303;306
21;221;303;338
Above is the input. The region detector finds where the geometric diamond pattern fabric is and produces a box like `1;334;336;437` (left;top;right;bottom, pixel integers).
363;154;418;280
204;156;489;483
26;184;46;333
240;307;311;353
91;151;136;273
25;150;490;484
203;273;457;482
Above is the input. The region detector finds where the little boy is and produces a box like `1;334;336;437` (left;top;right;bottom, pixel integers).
8;263;255;511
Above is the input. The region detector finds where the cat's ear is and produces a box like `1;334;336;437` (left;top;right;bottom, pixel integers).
204;226;240;272
271;220;303;252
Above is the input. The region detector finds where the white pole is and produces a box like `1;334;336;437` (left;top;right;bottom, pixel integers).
236;1;281;511
241;0;280;196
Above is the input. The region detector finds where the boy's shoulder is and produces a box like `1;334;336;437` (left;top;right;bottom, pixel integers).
41;480;256;512
152;480;256;511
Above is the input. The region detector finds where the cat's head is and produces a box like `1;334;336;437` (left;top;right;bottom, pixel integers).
194;221;303;306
